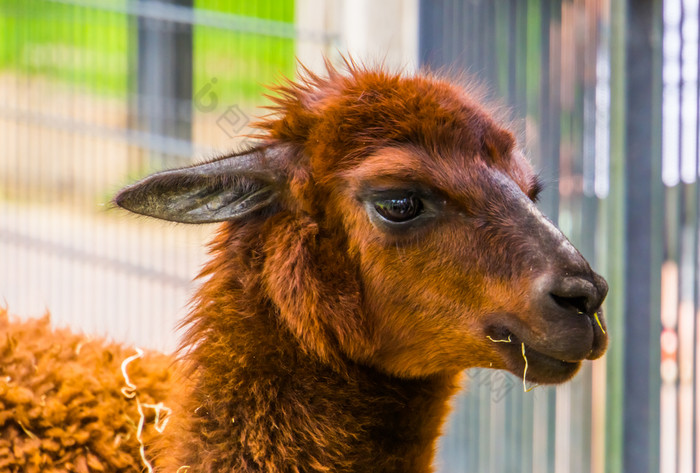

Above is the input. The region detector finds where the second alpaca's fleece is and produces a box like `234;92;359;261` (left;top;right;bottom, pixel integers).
0;308;176;473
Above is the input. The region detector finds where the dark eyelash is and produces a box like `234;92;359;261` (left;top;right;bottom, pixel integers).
529;175;544;202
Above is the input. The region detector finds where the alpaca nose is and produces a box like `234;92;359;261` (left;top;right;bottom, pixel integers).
519;271;609;362
538;273;608;319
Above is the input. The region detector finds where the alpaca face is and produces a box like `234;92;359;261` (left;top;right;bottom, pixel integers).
327;145;608;382
116;66;608;385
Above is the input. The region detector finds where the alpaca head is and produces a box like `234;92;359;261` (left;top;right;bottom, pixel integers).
116;65;608;385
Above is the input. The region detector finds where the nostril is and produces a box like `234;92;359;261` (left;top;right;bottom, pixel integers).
548;276;602;315
550;293;590;315
534;274;607;320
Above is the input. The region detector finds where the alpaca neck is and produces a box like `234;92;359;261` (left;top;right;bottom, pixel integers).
163;225;460;472
171;288;459;473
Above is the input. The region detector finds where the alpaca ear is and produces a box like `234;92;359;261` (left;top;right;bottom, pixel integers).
115;146;284;223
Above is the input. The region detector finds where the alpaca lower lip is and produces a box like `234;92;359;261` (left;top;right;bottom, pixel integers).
514;343;581;383
498;338;581;384
485;327;585;384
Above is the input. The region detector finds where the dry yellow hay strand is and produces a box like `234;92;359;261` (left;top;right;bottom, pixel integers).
142;402;172;434
121;347;173;473
520;343;538;393
134;397;154;473
121;348;153;472
593;312;606;334
17;420;36;439
120;347;144;399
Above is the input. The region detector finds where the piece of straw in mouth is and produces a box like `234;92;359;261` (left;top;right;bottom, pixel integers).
521;343;538;393
486;334;512;343
580;310;606;335
593;312;606;334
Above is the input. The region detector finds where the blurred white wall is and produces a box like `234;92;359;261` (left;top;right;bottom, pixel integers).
296;0;419;73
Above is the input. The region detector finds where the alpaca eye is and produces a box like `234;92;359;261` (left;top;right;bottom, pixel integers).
374;196;424;223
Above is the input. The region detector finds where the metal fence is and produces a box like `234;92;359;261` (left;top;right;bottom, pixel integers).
0;0;306;352
1;0;696;472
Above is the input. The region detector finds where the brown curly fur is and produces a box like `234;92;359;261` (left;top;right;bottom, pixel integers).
0;308;176;473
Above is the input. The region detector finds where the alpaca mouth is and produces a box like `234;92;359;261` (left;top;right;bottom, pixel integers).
487;331;582;384
485;307;607;385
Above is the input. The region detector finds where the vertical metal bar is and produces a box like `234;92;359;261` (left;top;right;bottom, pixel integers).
678;180;699;471
522;4;542;471
543;0;561;224
622;1;663;472
418;0;438;68
538;4;558;473
136;0;193;170
684;5;700;471
694;167;700;473
484;0;496;85
506;0;517;107
603;0;627;469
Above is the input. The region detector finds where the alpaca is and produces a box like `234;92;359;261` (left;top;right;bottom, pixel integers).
115;63;609;472
2;63;609;473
